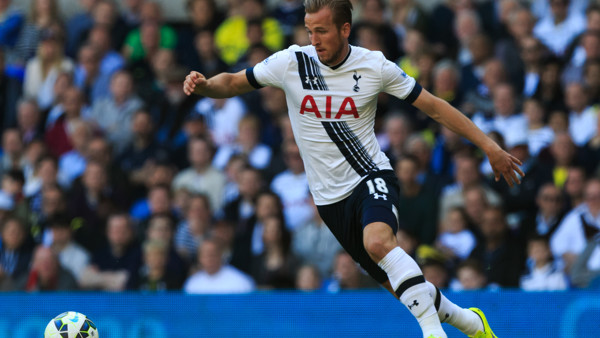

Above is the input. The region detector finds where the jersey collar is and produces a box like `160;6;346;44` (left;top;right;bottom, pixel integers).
328;45;352;70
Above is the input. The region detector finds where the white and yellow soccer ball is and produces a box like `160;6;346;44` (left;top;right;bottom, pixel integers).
44;311;99;338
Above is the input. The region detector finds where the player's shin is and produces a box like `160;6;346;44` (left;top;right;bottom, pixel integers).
425;281;483;336
377;247;447;338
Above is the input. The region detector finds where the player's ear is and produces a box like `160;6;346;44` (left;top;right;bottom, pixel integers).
340;22;351;39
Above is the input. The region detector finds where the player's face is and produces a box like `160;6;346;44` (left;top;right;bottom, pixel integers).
305;7;350;66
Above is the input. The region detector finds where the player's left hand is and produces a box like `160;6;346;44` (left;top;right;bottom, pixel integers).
488;148;525;187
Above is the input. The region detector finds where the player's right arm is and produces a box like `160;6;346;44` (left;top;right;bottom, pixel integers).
183;70;256;98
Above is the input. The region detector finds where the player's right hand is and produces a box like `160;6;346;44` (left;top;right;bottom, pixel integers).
183;71;207;96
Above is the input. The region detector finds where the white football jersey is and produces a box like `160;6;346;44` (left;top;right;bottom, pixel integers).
247;45;421;205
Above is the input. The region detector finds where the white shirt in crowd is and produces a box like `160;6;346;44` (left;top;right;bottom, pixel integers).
193;97;247;147
183;265;255;294
270;170;312;231
569;106;598;146
520;262;568;291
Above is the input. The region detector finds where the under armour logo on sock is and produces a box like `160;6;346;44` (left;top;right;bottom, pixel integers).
407;300;419;309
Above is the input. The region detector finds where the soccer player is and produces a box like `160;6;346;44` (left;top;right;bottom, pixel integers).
183;1;522;337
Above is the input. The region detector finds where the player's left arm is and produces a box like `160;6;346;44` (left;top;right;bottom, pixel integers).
412;88;525;187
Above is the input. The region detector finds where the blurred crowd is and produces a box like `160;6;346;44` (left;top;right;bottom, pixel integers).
0;0;600;294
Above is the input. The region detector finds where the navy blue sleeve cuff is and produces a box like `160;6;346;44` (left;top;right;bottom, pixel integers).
246;67;264;89
404;82;423;104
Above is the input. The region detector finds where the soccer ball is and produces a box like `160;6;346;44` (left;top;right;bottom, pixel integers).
44;311;99;338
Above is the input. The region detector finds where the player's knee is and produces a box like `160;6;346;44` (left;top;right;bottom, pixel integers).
363;226;397;261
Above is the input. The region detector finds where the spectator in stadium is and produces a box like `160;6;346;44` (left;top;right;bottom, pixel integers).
129;239;182;291
143;214;188;287
80;213;141;291
184;237;255;294
88;0;128;52
212;115;272;171
490;130;553;225
460;33;495;100
48;214;90;283
272;0;304;40
0;218;32;288
251;215;300;289
396;29;426;81
86;25;124;80
551;178;600;274
23;25;74;111
2;169;24;206
270;139;311;231
231;190;283;273
65;0;98;57
539;131;577;188
520;236;568;291
420;258;449;290
473;83;527;141
430;126;470;181
582;116;600;176
583;58;600;105
89;70;144;155
469;206;526;287
563;30;600;86
122;2;176;62
405;134;446;193
0;0;24;60
533;56;565;111
172;137;226;213
350;0;400;61
396;155;438;245
176;0;224;69
565;82;598;147
1;128;25;177
56;119;91;188
192;95;247;148
380;112;413;168
495;7;535;93
131;184;178;226
19;140;45;196
74;43;111;103
463;59;507;117
292;196;342;277
18;245;78;291
117;109;169;185
22;154;56;206
214;0;284;66
15;0;62;67
68;161;125;251
44;87;86;157
24;184;66;244
430;60;463;114
295;264;322;291
563;166;587;210
120;0;145;29
523;98;554;157
454;9;483;67
533;0;586;56
390;0;429;39
174;194;214;263
519;183;566;241
221;154;248;206
86;136;130;199
436;207;477;262
571;233;600;288
439;154;502;223
451;258;488;291
324;251;379;292
16;99;42;145
518;36;546;99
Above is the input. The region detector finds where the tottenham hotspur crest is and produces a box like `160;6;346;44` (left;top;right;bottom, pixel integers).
353;71;361;92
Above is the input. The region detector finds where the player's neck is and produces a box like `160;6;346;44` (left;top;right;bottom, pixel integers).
326;43;351;69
